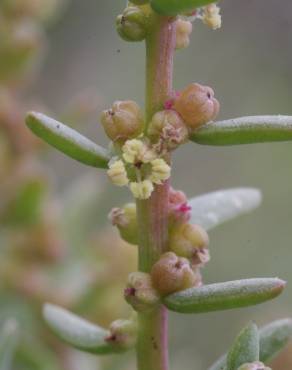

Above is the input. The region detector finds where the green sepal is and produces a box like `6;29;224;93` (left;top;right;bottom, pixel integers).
151;0;216;16
43;304;126;355
208;318;292;370
189;188;261;231
226;322;259;370
190;115;292;146
0;320;19;370
26;112;111;168
163;278;285;314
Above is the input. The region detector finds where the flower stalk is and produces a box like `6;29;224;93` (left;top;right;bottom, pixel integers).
135;11;176;370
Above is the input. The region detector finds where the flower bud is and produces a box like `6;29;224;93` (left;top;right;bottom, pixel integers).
175;19;192;50
125;272;160;312
237;362;271;370
106;317;137;350
150;158;171;185
109;203;138;245
116;6;148;42
148;110;189;151
174;83;220;130
151;252;201;296
202;4;222;30
100;100;144;143
169;223;210;266
107;160;129;186
130;180;154;200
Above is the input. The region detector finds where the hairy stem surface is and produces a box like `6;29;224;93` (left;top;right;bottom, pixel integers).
136;12;176;370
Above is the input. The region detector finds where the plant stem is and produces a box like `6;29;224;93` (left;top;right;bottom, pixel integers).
135;12;176;370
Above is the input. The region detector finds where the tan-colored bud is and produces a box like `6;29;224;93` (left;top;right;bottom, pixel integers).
148;110;189;151
237;362;271;370
107;160;129;186
202;4;222;30
174;83;220;130
130;180;154;200
169;223;209;266
175;19;193;50
100;100;144;142
106;316;137;350
116;6;148;42
149;158;171;185
109;203;138;245
151;252;201;296
125;272;160;312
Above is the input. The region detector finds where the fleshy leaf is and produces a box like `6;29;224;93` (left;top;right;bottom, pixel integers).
190;115;292;146
43;304;123;354
208;318;292;370
0;320;19;370
26;112;111;168
189;188;262;231
151;0;216;16
226;322;259;370
260;318;292;363
163;278;285;314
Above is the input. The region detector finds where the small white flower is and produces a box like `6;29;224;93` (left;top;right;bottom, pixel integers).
150;158;171;185
107;160;129;186
130;180;154;200
122;139;156;164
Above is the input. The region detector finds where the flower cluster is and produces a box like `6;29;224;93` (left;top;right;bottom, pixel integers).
107;138;171;200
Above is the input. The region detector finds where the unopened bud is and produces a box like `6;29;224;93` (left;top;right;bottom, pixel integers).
116;7;148;42
109;203;138;245
202;4;222;30
168;188;191;225
237;362;271;370
130;180;154;200
150;158;171;185
125;272;160;312
174;83;220;130
169;223;209;266
107;160;129;186
148;110;189;151
101;100;144;143
151;252;201;296
175;19;193;50
106;317;137;350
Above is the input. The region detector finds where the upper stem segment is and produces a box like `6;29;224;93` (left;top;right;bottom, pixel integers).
136;11;176;370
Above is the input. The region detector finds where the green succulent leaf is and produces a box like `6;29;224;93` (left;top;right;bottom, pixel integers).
26;112;111;168
260;318;292;363
189;188;262;231
226;322;259;370
163;278;285;314
208;318;292;370
43;304;121;355
0;320;19;370
150;0;216;16
190;115;292;146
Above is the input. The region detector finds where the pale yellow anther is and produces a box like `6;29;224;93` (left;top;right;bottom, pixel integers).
130;180;154;200
202;4;222;30
122;139;156;164
107;160;129;186
150;158;171;185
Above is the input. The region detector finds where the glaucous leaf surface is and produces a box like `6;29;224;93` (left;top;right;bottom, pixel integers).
26;112;111;168
226;322;259;370
43;304;117;354
163;278;285;314
191;116;292;146
208;318;292;370
189;188;262;231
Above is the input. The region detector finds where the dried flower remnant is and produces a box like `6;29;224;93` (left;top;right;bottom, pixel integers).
202;4;222;30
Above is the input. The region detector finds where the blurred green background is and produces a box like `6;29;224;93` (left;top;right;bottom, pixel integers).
1;0;292;369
